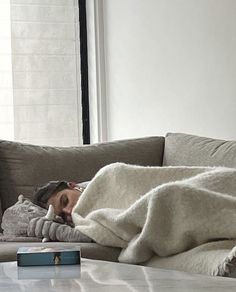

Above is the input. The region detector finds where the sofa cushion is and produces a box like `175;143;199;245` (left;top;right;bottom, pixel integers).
0;136;164;215
163;133;236;167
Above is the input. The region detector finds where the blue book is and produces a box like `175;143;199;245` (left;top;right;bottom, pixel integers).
17;246;81;267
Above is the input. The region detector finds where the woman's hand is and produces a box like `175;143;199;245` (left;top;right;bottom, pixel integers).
27;217;63;241
27;216;93;242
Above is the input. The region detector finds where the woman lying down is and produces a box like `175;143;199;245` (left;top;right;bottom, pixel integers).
4;162;236;264
28;180;93;242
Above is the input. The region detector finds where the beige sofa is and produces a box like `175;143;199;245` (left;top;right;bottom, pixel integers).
0;132;236;262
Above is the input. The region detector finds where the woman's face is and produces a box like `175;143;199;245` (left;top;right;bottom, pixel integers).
47;188;81;224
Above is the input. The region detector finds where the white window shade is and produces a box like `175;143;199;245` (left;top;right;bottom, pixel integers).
0;0;82;146
0;1;14;141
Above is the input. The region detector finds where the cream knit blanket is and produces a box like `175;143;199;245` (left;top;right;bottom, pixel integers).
72;163;236;266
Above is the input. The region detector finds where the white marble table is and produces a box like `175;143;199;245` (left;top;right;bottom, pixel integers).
0;258;236;291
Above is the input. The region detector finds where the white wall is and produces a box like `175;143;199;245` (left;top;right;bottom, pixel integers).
101;0;236;141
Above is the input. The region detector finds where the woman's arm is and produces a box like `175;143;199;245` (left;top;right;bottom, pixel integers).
27;217;93;242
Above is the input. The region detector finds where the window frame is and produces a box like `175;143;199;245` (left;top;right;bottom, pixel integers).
78;0;90;144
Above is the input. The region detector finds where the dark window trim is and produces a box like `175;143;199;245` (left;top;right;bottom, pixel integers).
78;0;90;144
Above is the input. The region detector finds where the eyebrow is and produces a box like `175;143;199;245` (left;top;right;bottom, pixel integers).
50;192;63;215
59;193;65;209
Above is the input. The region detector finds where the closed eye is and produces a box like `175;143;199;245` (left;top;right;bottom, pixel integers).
60;193;68;208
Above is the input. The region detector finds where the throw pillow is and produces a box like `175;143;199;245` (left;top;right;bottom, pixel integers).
1;195;47;237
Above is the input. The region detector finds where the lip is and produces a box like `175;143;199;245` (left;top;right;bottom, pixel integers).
66;214;72;224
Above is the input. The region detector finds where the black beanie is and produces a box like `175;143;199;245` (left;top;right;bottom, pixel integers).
33;181;68;208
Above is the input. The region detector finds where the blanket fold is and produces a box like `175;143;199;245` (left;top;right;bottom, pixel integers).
72;163;236;273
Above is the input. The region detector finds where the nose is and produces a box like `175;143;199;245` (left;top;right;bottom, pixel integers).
62;206;72;223
62;205;72;215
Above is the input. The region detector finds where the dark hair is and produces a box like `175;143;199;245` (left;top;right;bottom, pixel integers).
33;181;68;208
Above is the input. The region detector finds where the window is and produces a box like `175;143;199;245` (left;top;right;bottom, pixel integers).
0;0;84;146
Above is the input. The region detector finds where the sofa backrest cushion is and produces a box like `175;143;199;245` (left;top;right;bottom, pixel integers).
0;136;164;214
163;133;236;167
